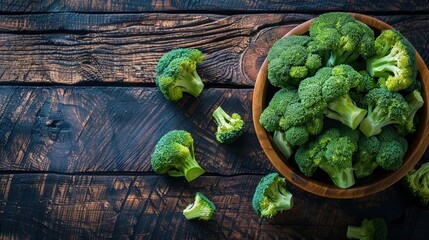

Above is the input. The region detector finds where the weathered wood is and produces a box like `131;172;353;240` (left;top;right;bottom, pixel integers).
0;173;427;239
0;86;274;175
0;0;428;13
0;14;428;85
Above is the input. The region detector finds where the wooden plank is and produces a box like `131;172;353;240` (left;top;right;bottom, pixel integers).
0;14;428;85
0;0;428;13
0;173;427;239
0;86;276;175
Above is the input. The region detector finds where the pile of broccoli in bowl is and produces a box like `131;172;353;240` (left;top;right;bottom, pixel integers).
258;12;426;190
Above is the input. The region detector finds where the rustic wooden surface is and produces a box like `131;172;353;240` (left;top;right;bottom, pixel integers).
0;1;428;239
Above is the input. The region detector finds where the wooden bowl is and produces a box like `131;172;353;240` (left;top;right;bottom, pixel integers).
252;13;429;199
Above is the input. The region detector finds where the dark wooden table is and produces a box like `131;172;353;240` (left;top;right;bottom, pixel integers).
0;1;428;239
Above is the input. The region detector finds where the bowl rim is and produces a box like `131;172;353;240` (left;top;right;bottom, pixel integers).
252;13;429;198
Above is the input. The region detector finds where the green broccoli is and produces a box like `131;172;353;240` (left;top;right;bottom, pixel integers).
212;106;245;143
359;87;410;137
375;126;408;171
272;131;293;160
252;173;293;219
403;162;429;206
346;217;388;240
397;90;424;135
150;130;205;182
155;48;205;101
353;136;380;178
310;12;375;67
366;29;417;92
183;192;216;221
267;36;323;88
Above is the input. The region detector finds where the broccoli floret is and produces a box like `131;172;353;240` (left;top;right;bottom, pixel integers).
397;90;424;135
151;130;205;182
156;48;205;101
267;36;323;88
353;136;380;178
347;217;388;240
212;106;245;144
310;12;375;67
359;70;378;92
273;131;293;160
366;30;417;92
359;88;410;137
375;126;408;171
252;173;293;219
404;162;429;206
260;88;299;132
279;102;309;131
183;192;216;221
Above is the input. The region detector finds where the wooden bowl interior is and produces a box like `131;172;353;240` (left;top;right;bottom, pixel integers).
252;13;429;198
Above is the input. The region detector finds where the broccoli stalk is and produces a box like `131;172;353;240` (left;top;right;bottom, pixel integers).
273;131;293;160
403;162;429;206
212;106;245;143
347;217;388;240
150;130;205;182
183;192;216;221
171;66;204;97
324;94;368;130
252;173;293;219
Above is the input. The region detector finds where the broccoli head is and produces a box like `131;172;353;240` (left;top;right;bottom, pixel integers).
183;192;216;221
150;130;205;182
346;217;388;240
353;136;380;178
359;87;410;137
212;106;245;143
252;173;293;219
375;126;408;171
156;48;205;101
366;29;417;92
403;162;429;206
310;12;375;67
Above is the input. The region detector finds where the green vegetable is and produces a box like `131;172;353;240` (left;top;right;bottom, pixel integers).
156;48;205;101
353;136;380;178
252;173;293;219
346;217;388;240
212;106;245;143
403;162;429;206
397;90;424;135
375;126;408;171
151;130;205;182
366;29;417;92
310;12;375;67
183;192;216;221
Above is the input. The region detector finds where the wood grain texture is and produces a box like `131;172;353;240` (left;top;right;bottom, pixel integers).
0;173;428;240
0;86;274;175
0;14;428;85
0;0;428;13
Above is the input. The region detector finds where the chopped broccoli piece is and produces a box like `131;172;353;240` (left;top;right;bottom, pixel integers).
366;29;417;92
183;192;216;221
353;136;380;178
212;106;245;143
252;173;293;219
404;162;429;206
151;130;205;182
375;126;408;171
273;130;293;160
397;90;424;135
347;217;388;240
359;87;410;137
156;48;205;101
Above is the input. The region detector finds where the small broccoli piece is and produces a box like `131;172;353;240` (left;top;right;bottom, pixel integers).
347;217;388;240
267;36;323;88
366;29;417;92
375;126;408;171
397;90;424;135
353;136;380;178
273;131;293;160
359;88;410;137
151;130;205;182
252;173;293;219
404;162;429;206
156;48;205;101
212;106;245;144
279;102;309;131
183;192;216;221
310;12;375;67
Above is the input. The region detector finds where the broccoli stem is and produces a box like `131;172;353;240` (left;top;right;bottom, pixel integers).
359;108;394;137
326;46;360;67
176;71;204;97
213;106;233;126
324;95;367;129
183;203;211;220
346;225;364;239
273;131;293;160
319;163;355;188
367;54;399;78
168;154;205;182
266;180;293;211
354;161;379;179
